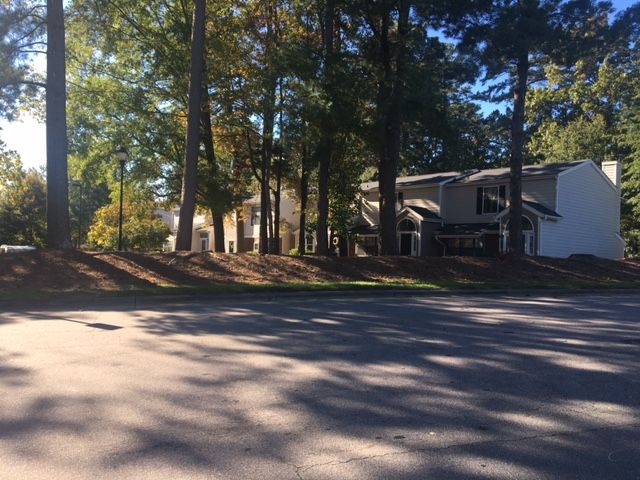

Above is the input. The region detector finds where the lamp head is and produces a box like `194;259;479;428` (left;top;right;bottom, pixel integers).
115;146;129;162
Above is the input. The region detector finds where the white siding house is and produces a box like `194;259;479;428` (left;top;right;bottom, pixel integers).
350;160;625;259
539;161;625;259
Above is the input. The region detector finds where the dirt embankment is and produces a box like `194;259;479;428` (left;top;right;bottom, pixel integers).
1;250;640;295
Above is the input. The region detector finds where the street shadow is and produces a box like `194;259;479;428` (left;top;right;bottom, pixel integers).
2;294;639;479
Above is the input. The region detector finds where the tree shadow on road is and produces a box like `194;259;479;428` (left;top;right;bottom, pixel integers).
2;294;640;479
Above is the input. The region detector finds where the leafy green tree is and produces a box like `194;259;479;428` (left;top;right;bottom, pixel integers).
0;0;45;120
0;140;23;188
0;158;47;247
525;4;640;253
87;200;170;251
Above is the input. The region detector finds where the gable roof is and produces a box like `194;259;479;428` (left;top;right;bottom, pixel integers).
361;171;462;192
523;200;561;218
494;200;562;221
348;224;379;235
360;160;589;192
401;205;442;221
453;160;587;184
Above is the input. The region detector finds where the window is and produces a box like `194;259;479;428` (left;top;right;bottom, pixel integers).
199;232;209;251
396;191;404;210
228;241;235;253
305;235;314;253
476;185;506;215
397;219;416;232
447;238;480;256
505;215;534;231
360;236;379;256
250;207;260;226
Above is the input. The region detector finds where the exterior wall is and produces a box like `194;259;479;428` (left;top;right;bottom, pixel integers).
159;194;300;254
539;162;624;259
420;221;442;256
240;194;300;246
359;185;440;226
361;191;379;225
443;177;557;224
444;183;499;224
403;186;440;215
189;213;209;251
522;178;557;207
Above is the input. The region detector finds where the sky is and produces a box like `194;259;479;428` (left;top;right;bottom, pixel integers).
1;0;637;171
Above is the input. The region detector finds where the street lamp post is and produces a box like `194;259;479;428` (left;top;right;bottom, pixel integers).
115;147;129;251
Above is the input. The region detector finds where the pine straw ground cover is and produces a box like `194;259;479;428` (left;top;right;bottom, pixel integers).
1;250;640;301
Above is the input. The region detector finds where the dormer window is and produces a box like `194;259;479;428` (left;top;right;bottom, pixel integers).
476;186;506;215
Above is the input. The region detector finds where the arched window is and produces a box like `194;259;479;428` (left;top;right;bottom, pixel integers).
505;216;534;231
397;219;417;232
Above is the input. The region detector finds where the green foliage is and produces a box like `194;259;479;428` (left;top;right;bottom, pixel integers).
0;140;23;188
525;10;640;254
87;200;170;251
0;1;45;120
528;115;613;164
0;155;47;247
288;247;313;256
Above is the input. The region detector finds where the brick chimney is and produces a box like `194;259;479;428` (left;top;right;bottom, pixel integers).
601;161;622;189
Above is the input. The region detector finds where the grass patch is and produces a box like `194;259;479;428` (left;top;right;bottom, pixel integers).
1;278;639;308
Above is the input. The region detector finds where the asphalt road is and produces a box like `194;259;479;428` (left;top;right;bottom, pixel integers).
0;292;639;479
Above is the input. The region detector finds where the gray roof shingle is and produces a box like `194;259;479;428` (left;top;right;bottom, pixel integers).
453;161;587;184
360;160;587;191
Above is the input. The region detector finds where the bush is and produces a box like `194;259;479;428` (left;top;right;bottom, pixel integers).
87;201;170;251
0;170;47;247
288;247;314;256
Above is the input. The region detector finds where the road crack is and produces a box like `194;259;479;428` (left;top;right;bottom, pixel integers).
294;422;640;477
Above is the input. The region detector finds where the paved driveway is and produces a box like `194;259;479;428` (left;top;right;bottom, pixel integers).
1;292;639;479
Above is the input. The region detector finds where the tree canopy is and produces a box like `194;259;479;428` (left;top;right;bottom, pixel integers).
1;0;639;255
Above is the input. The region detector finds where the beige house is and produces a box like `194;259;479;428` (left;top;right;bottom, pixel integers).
351;160;624;259
159;191;301;254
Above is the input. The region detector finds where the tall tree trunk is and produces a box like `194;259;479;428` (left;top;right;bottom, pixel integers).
508;52;529;257
377;2;409;256
272;86;284;255
235;207;243;252
212;213;225;252
176;0;206;251
298;143;308;256
259;114;273;254
259;4;277;255
315;0;335;256
201;75;225;252
273;151;282;254
46;0;72;249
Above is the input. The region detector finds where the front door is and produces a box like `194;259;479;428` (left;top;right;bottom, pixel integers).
400;233;413;256
523;231;535;256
